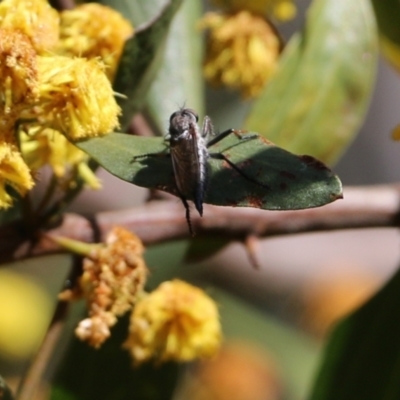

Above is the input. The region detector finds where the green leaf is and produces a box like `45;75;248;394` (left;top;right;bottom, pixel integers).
0;375;14;400
52;315;179;400
77;133;342;210
244;0;378;166
184;237;230;263
112;0;184;130
371;0;400;46
0;202;20;226
145;0;204;135
308;266;400;400
97;0;172;26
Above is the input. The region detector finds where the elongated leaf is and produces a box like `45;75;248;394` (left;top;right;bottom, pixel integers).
52;315;179;400
184;237;230;263
0;376;14;400
112;0;184;130
371;0;400;46
244;0;378;165
145;0;204;135
308;266;400;400
77;133;342;210
98;0;170;26
371;0;400;73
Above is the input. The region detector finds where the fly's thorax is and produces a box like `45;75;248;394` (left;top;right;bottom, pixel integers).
168;108;199;141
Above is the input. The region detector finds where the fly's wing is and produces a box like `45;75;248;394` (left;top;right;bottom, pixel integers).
170;137;199;199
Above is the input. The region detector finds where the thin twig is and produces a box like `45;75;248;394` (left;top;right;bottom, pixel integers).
15;301;68;400
19;184;400;258
15;257;81;400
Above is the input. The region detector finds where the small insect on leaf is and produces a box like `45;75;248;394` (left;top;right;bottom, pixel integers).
132;108;272;235
76;110;343;235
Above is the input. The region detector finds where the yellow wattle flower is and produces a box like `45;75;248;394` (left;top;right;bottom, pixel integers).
201;11;280;98
0;141;33;208
57;227;148;348
0;0;59;53
58;3;134;81
381;35;400;75
0;269;52;360
20;127;101;189
272;0;296;21
29;56;120;140
210;0;297;21
392;124;400;141
124;280;222;364
0;28;38;115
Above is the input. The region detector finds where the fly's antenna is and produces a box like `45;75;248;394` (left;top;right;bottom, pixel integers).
175;101;187;113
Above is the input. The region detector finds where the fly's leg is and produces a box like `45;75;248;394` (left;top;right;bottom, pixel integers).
132;151;196;235
209;152;270;190
179;195;194;236
201;113;257;145
207;125;267;189
206;128;258;148
201;116;214;138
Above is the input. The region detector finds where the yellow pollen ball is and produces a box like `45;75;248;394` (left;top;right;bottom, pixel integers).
124;280;222;364
34;56;121;140
201;11;280;98
58;3;134;82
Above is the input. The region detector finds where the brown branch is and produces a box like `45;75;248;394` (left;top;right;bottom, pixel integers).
49;0;74;11
20;184;400;258
16;287;70;400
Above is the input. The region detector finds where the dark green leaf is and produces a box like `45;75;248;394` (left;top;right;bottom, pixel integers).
112;0;184;130
97;0;171;26
52;315;179;400
184;237;230;263
0;185;28;226
244;0;378;165
77;133;342;210
308;266;400;400
0;376;14;400
145;0;204;135
371;0;400;46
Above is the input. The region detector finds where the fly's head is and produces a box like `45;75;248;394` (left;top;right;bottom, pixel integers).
168;108;199;143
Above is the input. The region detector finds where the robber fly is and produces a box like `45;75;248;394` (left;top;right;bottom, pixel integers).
134;108;269;235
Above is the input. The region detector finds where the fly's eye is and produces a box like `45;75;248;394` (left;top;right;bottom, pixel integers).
184;108;198;122
169;111;178;123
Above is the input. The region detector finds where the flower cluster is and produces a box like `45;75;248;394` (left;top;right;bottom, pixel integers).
57;3;134;81
0;0;133;208
124;279;222;364
210;0;296;20
201;0;296;97
56;228;222;363
58;227;148;348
